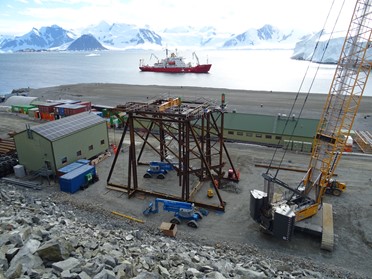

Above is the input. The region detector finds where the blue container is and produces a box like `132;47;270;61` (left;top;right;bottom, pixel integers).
57;162;84;176
55;106;65;116
93;111;103;117
59;164;96;193
76;159;90;165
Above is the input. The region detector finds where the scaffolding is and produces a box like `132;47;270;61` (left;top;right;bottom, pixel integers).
106;94;239;211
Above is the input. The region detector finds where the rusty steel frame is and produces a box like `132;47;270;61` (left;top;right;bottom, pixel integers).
106;96;239;211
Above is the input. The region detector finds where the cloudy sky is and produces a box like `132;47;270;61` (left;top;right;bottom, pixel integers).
0;0;355;35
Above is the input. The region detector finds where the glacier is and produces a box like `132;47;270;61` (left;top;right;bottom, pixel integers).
291;31;345;64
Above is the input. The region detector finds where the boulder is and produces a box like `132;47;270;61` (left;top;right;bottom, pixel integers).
37;239;73;264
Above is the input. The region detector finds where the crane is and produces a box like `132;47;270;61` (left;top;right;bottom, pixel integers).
192;52;200;65
149;53;160;62
250;0;372;251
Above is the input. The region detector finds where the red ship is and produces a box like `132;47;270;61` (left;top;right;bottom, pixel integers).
139;50;211;73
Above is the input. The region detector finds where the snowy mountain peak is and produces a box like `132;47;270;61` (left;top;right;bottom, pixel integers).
0;22;316;52
81;22;161;49
0;25;74;51
31;27;40;36
222;24;299;49
67;34;107;51
257;24;276;40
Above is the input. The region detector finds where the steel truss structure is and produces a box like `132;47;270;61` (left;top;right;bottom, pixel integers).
107;95;239;211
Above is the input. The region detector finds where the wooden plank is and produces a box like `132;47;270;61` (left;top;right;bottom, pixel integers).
321;203;334;251
106;185;128;193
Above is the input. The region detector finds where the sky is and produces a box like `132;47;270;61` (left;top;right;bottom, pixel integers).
0;0;356;36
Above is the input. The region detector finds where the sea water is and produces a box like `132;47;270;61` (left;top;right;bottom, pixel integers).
1;49;372;96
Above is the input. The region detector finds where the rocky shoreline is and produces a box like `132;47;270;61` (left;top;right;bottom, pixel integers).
0;182;365;279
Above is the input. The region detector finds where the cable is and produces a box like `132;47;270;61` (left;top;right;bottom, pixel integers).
266;0;346;180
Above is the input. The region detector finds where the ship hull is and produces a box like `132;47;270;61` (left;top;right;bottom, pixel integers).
139;64;212;73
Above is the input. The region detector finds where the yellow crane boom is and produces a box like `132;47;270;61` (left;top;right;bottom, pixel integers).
304;0;372;204
250;0;372;251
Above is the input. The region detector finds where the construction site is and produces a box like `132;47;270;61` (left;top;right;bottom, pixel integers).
99;0;372;256
1;0;372;278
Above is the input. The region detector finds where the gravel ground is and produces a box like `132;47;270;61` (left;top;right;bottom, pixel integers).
1;83;372;278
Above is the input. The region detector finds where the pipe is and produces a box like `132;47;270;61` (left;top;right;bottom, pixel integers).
111;211;145;224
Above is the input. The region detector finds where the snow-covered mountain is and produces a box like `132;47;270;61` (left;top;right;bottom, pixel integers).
82;22;162;50
157;25;232;49
0;22;311;52
222;25;302;49
0;25;75;52
0;35;14;47
67;34;107;51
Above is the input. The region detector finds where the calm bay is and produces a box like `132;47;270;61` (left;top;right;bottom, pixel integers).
1;49;371;96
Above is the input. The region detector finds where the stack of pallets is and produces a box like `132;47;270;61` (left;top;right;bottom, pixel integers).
0;139;16;155
354;131;372;154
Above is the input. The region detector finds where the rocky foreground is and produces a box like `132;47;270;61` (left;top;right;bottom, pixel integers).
0;182;363;279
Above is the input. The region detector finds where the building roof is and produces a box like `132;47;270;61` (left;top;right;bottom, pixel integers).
31;111;106;141
32;101;63;107
4;96;38;106
222;112;319;138
55;104;86;109
47;99;80;104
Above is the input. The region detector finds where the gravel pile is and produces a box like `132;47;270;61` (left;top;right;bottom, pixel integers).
0;182;365;279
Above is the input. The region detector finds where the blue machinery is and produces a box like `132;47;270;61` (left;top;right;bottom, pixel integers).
143;198;204;228
143;161;174;179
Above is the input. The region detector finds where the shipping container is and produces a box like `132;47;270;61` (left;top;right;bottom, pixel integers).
11;105;36;114
57;161;85;177
37;102;63;113
40;112;54;121
79;101;92;111
28;107;39;118
92;111;103;117
55;104;88;116
54;106;64;116
59;164;96;193
66;105;87;116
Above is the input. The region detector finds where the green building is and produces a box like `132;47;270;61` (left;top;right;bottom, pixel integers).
222;112;319;152
111;110;319;153
14;112;109;174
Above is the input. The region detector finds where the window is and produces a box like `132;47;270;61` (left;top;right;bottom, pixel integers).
246;132;253;137
61;157;67;164
265;135;272;139
77;150;82;156
275;136;282;140
228;131;234;135
100;139;105;145
237;131;243;136
256;134;262;138
89;145;93;150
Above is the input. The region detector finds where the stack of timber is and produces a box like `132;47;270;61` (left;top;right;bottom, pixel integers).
0;139;16;155
354;130;372;154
